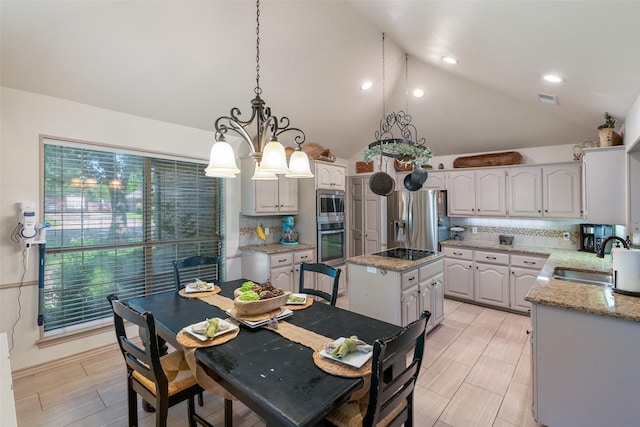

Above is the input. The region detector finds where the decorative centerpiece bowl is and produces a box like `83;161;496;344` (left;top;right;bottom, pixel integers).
233;291;291;316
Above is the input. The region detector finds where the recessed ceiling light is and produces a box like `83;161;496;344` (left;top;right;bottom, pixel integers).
412;88;425;98
442;56;458;65
543;74;563;83
360;81;373;91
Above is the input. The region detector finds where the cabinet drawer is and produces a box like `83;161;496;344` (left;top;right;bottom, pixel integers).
270;253;293;268
443;246;473;260
419;260;444;281
401;270;419;290
294;250;314;264
474;250;509;265
510;253;547;269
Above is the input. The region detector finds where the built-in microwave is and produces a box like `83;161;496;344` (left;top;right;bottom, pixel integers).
317;189;345;223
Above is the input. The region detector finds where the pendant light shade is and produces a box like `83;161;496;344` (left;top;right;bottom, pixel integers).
286;149;314;178
251;162;278;180
258;138;289;174
204;139;241;177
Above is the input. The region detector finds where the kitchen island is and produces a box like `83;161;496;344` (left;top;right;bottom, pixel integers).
347;251;445;332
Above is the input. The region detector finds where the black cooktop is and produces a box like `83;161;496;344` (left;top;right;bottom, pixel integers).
374;248;435;261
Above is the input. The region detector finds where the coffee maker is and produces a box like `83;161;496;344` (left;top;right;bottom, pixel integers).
579;223;614;253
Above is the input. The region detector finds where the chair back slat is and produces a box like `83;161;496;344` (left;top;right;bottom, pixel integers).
298;262;342;306
107;294;169;395
364;310;431;427
173;255;221;291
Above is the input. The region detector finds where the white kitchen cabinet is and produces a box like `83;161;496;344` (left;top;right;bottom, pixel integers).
423;170;446;190
348;256;445;328
349;177;383;257
443;247;474;300
315;162;346;191
507;166;543;217
582;146;625;225
241;248;314;293
474;261;510;308
448;169;506;216
532;304;640;426
542;163;581;218
316;262;347;295
240;157;299;215
509;253;546;312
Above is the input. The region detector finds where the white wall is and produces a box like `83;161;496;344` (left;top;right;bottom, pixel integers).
0;87;243;370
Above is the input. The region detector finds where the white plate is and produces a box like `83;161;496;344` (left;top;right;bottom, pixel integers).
319;337;373;368
226;308;293;328
450;227;465;232
184;282;215;293
183;318;238;341
287;293;308;305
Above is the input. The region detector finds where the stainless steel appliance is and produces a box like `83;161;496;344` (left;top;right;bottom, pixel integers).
317;189;345;223
579;223;614;253
374;247;435;260
317;220;346;266
387;189;447;252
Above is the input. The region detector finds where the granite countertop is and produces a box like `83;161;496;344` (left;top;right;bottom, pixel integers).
441;239;640;323
239;243;315;254
347;252;445;272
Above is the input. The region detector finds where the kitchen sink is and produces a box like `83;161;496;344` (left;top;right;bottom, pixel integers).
552;267;613;286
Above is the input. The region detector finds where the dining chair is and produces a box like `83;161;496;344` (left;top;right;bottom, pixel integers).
324;310;431;427
107;294;214;427
298;262;342;306
173;255;221;291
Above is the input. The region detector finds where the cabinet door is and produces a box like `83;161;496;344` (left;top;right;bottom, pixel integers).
363;182;381;254
443;258;474;300
432;273;445;325
423;171;446;190
401;284;420;327
474;262;509;308
277;177;298;213
270;265;294;292
316;163;333;189
448;171;476;216
507;167;543;217
476;169;506;216
510;267;537;312
583;147;625;225
253;180;279;214
331;166;346;191
350;178;364;257
543;164;581;218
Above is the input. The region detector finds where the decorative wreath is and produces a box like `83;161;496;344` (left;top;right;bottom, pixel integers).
363;142;433;167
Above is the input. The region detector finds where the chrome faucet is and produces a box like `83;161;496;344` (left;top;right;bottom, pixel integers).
596;235;631;258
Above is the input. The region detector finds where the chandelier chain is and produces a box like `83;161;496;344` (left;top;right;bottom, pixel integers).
255;0;261;96
381;32;385;118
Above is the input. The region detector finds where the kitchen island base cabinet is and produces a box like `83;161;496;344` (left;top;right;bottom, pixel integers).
532;304;640;427
241;249;314;293
348;257;444;332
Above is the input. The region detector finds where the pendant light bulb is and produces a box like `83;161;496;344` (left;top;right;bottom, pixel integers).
204;138;241;177
259;137;289;174
286;149;314;178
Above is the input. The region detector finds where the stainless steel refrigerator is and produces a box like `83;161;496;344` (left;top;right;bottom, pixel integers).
387;189;448;251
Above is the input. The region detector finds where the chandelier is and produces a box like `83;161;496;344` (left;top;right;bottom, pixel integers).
365;33;430;167
204;0;313;180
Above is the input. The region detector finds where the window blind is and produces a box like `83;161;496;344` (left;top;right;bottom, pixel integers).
42;141;224;334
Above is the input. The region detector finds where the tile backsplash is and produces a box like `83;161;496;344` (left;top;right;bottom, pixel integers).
238;215;285;246
448;218;583;249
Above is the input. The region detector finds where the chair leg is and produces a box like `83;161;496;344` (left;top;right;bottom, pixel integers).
198;391;204;406
156;395;168;427
127;380;137;427
224;399;233;427
187;396;197;427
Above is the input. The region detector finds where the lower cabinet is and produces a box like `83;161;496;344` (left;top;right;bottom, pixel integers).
443;245;547;312
348;257;444;331
241;249;314;293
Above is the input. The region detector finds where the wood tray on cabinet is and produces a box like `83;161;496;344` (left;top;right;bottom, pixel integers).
453;151;522;168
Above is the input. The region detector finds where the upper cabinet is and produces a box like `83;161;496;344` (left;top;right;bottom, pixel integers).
316;162;346;191
448;169;506;216
582;146;625;225
423;170;447;190
447;162;582;219
240;157;299;215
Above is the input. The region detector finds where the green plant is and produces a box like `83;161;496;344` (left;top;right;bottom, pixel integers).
598;112;617;129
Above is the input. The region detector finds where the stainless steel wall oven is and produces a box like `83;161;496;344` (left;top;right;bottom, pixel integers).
317;220;346;266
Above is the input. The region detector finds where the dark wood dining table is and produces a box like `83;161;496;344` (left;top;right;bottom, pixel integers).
127;278;401;427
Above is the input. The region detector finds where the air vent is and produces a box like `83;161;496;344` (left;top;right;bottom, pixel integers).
538;93;558;105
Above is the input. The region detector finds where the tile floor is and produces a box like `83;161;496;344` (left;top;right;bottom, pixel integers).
13;297;543;426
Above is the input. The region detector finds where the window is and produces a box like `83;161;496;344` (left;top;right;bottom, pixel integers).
42;138;224;334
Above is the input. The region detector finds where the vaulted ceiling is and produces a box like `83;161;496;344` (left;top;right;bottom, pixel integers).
2;1;640;160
